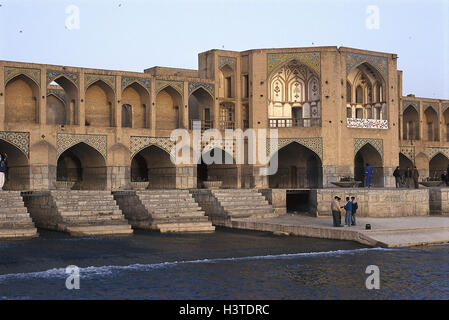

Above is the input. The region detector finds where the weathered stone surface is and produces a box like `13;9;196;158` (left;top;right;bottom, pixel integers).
0;191;38;240
113;190;214;233
22;190;133;236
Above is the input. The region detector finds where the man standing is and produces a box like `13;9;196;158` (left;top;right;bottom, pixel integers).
413;166;419;189
331;196;342;227
393;166;401;188
344;197;353;227
405;167;413;188
351;196;358;226
0;157;6;190
365;163;373;188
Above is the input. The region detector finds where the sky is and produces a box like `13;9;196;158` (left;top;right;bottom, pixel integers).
0;0;448;99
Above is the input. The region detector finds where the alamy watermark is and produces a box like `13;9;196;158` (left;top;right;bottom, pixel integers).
65;265;80;290
365;265;380;290
65;5;80;30
366;5;380;30
170;121;279;176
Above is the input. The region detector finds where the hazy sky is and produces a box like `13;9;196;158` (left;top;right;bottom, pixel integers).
0;0;448;99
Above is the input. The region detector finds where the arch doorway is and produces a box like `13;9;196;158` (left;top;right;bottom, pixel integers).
131;145;176;189
57;143;107;190
0;140;30;190
197;148;237;188
354;144;383;187
269;142;323;189
429;153;449;179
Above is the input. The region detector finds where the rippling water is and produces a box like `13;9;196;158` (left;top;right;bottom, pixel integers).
0;228;448;299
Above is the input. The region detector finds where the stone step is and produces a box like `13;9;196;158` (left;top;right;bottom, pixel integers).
136;190;190;195
226;207;275;215
213;194;264;200
152;213;209;220
231;213;278;220
60;209;123;217
0;207;29;214
156;222;215;233
0;227;39;239
54;199;116;205
63;224;133;237
217;200;270;207
0;221;37;229
57;205;119;211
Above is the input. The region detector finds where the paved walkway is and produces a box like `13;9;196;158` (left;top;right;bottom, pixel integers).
230;215;449;248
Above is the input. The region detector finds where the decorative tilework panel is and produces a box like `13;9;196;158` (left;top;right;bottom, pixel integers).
155;80;184;96
267;137;323;161
57;134;107;159
423;102;439;114
346;52;388;81
46;70;79;87
442;103;449;113
0;131;30;158
400;146;415;163
347;118;388;130
354;138;383;159
5;67;41;86
218;57;237;70
130;136;175;158
85;74;116;91
188;82;215;97
121;77;151;91
267;52;321;76
426;147;449;161
402;100;420;113
47;89;67;104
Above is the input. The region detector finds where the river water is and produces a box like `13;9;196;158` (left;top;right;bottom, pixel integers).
0;228;448;299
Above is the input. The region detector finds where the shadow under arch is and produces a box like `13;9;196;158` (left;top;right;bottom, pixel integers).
429;153;449;179
198;147;237;188
269;141;323;189
354;143;383;187
56;142;107;190
131;145;176;189
0;139;30;190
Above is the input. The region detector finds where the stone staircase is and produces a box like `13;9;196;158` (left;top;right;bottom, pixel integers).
191;189;278;227
113;190;215;233
22;191;133;237
0;191;38;240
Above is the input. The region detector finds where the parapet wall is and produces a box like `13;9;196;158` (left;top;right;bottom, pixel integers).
310;188;430;217
429;188;449;216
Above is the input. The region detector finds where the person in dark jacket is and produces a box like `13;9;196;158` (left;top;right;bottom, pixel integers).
351;196;358;226
0;157;6;190
343;197;353;227
413;166;419;189
393;166;401;188
405;167;413;188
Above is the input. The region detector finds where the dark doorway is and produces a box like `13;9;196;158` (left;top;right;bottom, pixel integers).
286;190;310;214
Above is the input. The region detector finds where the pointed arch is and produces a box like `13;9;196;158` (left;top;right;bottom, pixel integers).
429;153;449;179
155;85;183;131
269;141;323;189
5;74;40;124
188;87;214;130
0;139;30;190
85;80;115;127
56;142;107;190
354;143;384;187
121;81;150;129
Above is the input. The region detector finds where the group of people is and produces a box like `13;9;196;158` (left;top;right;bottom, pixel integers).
331;196;358;227
0;153;7;190
393;166;419;188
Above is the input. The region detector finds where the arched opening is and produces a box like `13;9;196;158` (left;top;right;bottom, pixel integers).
443;109;449;142
403;105;419;140
399;153;414;171
269;142;323;189
354;144;384;187
56;143;107;190
268;60;321;128
5;74;39;124
188;87;214;130
155;86;183;131
121;104;132;128
121;82;149;129
85;80;115;127
131;145;175;189
47;76;78;125
198;148;237;188
347;62;386;121
0;140;30;190
424;107;439;142
46;94;67;125
218;64;234;98
429;153;449;179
